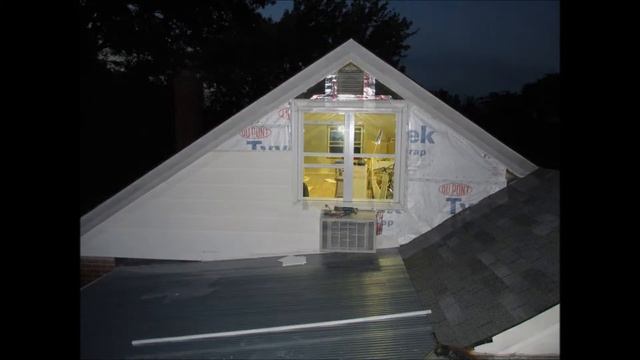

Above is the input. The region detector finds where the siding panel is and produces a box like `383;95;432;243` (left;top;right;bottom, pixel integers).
81;151;319;261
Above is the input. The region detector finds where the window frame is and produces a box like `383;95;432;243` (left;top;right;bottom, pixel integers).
293;99;408;209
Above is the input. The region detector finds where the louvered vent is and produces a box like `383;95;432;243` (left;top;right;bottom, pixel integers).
320;212;376;253
337;63;364;95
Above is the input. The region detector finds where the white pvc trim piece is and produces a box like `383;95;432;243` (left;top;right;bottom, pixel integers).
131;309;431;346
343;112;354;201
80;271;113;291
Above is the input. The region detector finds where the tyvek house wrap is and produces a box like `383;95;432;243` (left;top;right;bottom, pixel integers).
81;100;506;261
214;101;506;249
216;102;292;151
378;105;505;247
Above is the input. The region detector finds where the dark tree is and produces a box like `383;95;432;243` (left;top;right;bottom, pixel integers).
431;89;462;110
80;0;273;79
197;0;417;127
80;0;275;215
430;74;560;170
81;0;415;130
274;0;415;72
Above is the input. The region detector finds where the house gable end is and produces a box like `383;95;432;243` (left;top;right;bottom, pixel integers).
81;39;536;236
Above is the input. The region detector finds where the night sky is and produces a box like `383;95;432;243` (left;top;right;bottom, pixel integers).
261;0;560;97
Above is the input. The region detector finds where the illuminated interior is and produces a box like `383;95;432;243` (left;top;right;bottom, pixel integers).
302;112;397;201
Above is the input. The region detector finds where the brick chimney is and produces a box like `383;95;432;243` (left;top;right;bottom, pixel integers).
173;69;203;151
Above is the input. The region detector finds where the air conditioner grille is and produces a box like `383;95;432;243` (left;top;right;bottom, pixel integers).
320;213;376;252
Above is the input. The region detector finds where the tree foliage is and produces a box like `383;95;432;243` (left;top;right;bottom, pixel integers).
81;0;415;121
431;74;560;170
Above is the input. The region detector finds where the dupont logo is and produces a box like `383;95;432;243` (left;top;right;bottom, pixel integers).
240;126;272;139
439;183;473;196
278;107;291;121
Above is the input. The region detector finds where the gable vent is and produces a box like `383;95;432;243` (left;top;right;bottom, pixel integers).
337;63;364;95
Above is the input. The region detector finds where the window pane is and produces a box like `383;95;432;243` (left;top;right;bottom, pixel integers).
304;112;345;123
303;168;344;199
352;158;395;200
303;113;345;153
353;126;363;154
327;125;346;153
355;113;396;154
303;156;344;165
304;124;331;153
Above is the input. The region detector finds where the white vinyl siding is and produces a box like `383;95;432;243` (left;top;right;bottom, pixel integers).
81;151;322;261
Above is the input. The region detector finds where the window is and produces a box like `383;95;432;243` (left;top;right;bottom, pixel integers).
296;101;405;206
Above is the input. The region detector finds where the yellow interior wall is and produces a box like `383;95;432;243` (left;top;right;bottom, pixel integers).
304;168;340;198
303;113;396;154
357;113;396;154
303;125;330;153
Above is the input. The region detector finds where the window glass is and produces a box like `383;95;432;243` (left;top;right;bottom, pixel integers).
304;112;344;123
355;113;396;155
304;113;344;153
328;125;362;153
303;168;344;199
299;108;400;203
303;156;344;165
352;158;395;200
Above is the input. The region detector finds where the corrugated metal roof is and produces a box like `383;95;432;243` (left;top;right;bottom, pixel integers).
81;249;435;359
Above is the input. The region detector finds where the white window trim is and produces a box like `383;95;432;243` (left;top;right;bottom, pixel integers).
292;99;408;210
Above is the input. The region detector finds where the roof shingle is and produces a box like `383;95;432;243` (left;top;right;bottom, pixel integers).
400;168;559;347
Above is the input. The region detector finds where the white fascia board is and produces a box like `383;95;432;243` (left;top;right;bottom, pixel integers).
475;304;560;355
81;41;363;236
345;48;538;177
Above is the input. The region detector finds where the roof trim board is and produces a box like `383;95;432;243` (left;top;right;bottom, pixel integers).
81;39;537;236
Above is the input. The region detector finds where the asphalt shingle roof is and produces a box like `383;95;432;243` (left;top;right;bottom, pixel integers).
400;168;560;348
